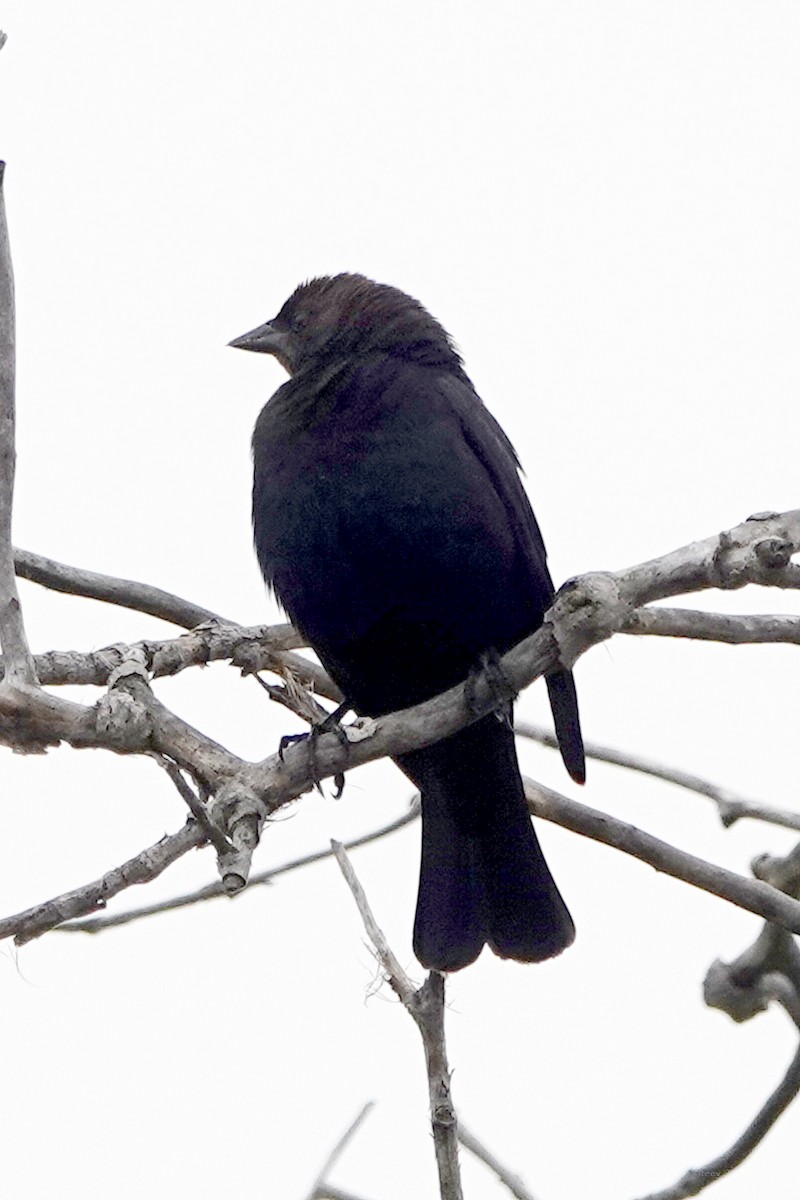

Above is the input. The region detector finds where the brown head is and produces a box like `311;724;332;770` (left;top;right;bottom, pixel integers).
229;273;462;376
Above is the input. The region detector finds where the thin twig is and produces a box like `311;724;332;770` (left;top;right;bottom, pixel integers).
0;819;207;944
517;721;800;832
56;804;419;933
0;164;36;687
152;754;232;854
624;606;800;645
306;1102;375;1200
664;890;800;1197
333;844;462;1200
458;1122;539;1200
0;621;336;705
332;840;417;1005
525;780;800;934
7;673;800;943
13;547;231;630
635;1034;800;1200
46;759;800;948
5;512;800;930
313;1188;374;1200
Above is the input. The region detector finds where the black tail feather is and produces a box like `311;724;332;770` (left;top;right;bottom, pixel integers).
413;800;488;972
397;717;574;972
546;668;585;784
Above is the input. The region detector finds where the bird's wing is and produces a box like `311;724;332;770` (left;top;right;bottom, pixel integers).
437;372;557;601
438;372;585;784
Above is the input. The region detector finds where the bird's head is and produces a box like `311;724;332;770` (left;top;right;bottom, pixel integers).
229;273;461;375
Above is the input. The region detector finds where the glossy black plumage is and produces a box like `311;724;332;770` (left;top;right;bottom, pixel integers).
232;274;584;971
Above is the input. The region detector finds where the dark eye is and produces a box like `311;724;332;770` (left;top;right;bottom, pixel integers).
291;310;308;332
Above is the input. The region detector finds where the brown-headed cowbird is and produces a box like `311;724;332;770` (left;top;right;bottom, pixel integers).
230;274;584;972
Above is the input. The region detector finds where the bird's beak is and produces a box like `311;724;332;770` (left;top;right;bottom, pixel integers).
228;320;289;358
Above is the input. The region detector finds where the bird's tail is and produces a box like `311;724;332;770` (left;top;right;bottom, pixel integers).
546;668;585;784
397;717;575;972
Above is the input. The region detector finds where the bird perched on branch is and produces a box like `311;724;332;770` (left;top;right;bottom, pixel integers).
230;274;584;971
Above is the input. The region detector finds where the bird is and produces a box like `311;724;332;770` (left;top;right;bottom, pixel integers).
230;273;584;971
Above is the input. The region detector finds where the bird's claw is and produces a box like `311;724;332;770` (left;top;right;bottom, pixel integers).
277;705;351;797
278;731;309;762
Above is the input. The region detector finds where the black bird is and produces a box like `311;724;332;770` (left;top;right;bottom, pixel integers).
231;274;584;971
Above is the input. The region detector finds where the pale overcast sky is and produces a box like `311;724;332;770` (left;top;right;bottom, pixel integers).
1;5;799;1198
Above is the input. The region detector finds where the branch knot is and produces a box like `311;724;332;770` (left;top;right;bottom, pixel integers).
209;783;270;894
546;572;630;668
95;647;153;749
95;689;153;750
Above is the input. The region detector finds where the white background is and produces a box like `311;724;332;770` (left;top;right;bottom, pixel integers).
1;4;799;1197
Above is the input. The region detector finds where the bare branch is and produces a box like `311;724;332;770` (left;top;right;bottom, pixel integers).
458;1122;540;1200
11;550;340;708
314;1188;374;1200
5;621;800;944
635;1036;800;1200
517;721;800;833
0;164;35;687
333;844;462;1200
525;780;800;935
752;843;800;898
704;837;800;1027
663;845;800;1197
10;512;800;707
152;754;232;855
51;754;800;949
624;606;800;645
706;943;800;1026
0;621;337;705
0;819;206;944
0;672;91;751
5;510;800;934
13;546;232;630
313;1189;374;1200
56;804;419;933
3;509;798;777
612;511;800;608
332;840;417;1006
306;1102;375;1200
416;972;463;1200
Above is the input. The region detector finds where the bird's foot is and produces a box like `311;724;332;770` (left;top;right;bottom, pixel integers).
278;701;352;797
465;649;517;725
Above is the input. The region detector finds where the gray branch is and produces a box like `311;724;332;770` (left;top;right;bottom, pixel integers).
0;819;206;945
313;1190;374;1200
333;844;462;1200
458;1122;540;1200
0;165;35;687
4;650;800;945
635;1025;800;1200
624;606;800;645
517;721;800;833
525;781;800;934
13;546;232;629
0;621;338;706
306;1102;375;1200
3;509;800;937
52;763;800;946
611;512;800;608
655;825;800;1197
57;803;418;934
